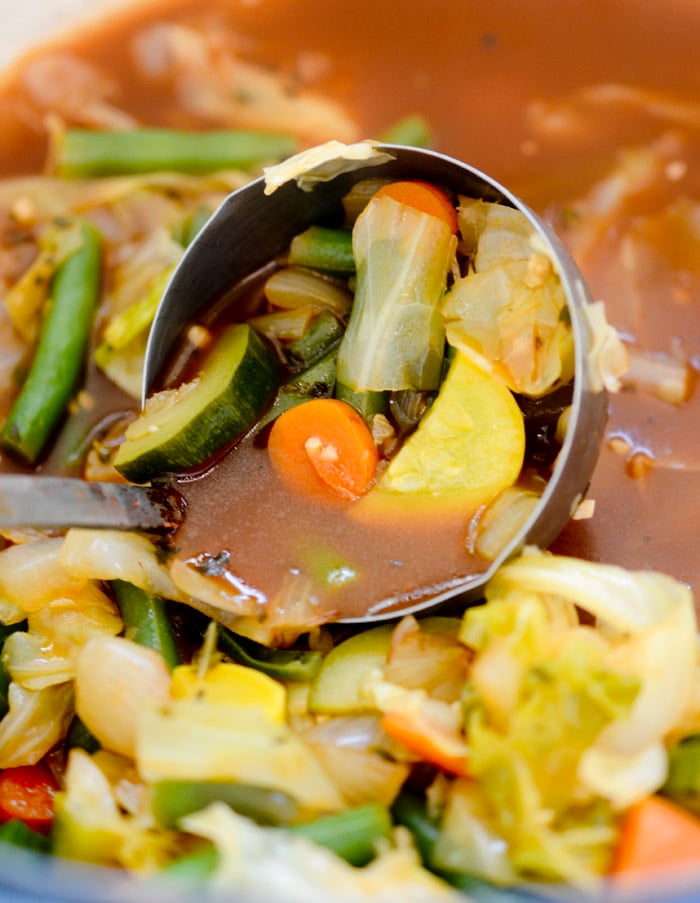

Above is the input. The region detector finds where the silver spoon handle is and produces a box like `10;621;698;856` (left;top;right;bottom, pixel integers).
0;476;185;533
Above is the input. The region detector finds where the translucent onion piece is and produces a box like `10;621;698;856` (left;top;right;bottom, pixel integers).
469;486;542;561
74;636;171;759
0;537;85;613
264;267;352;317
306;741;409;808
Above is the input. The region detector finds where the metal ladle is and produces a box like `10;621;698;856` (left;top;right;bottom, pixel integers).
0;144;608;620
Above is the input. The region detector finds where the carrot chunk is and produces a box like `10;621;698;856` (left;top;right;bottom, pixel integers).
611;795;700;881
267;398;378;501
374;180;458;234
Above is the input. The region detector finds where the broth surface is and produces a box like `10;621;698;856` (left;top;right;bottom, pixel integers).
0;0;698;603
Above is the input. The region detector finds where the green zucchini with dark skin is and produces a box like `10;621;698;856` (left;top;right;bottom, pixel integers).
1;220;102;465
113;322;279;484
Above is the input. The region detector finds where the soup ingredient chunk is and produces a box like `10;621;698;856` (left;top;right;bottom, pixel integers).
374;180;459;234
114;323;278;483
0;220;102;465
267;397;378;501
0;763;57;833
361;351;525;514
336;189;457;392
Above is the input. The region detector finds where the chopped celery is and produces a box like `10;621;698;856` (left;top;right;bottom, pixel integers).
336;195;456;392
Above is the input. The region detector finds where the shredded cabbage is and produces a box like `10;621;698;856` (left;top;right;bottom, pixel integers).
439;547;700;887
441;201;574;397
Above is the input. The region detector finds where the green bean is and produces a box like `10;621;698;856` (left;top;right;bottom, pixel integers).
379;113;432;148
285;310;344;370
56;128;298;178
258;347;339;429
288;226;356;274
0;819;50;853
151;780;300;830
162;803;392;875
335;381;387;424
292;803;392;866
161;843;218;881
0;220;102;465
392;793;517;900
65;715;100;754
217;625;322;682
111;581;180;671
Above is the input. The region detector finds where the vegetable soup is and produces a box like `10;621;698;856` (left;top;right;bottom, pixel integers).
0;0;700;898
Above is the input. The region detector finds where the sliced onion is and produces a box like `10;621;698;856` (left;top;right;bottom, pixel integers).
74;636;171;760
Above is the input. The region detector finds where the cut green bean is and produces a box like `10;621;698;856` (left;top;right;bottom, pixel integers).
0;819;50;853
392;792;517;899
258;347;338;429
1;220;102;465
56;128;298;178
217;625;322;682
335;381;387;424
151;780;300;830
292;803;392;866
161;843;218;881
285;310;344;370
66;715;100;754
162;804;392;874
289;226;356;274
111;581;180;671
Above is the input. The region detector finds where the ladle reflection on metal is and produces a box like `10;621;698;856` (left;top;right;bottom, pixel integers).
143;143;607;622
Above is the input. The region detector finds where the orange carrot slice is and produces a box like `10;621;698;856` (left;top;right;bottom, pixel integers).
380;709;470;777
267;398;378;501
374;180;458;234
611;795;700;881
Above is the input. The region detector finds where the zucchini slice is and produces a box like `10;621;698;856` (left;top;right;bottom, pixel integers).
114;323;278;483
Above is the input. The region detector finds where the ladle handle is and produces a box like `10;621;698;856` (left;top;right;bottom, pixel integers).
0;476;185;534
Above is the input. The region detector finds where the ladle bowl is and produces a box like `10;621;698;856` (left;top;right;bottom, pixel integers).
142;142;608;622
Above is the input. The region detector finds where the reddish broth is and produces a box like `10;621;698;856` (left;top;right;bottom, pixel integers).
0;0;698;609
